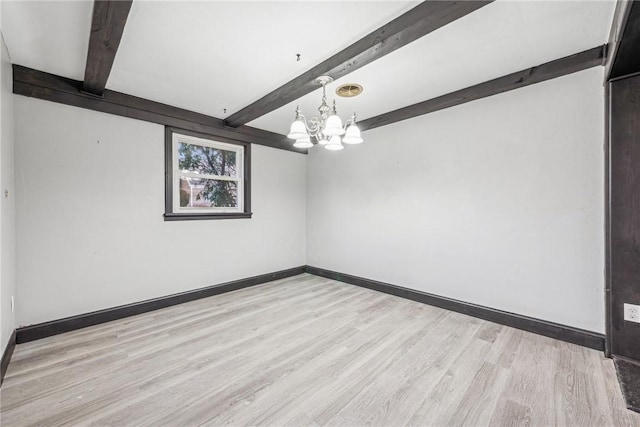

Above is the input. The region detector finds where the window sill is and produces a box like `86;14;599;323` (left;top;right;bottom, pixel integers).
164;212;253;221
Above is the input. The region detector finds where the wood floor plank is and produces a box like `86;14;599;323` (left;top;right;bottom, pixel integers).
215;303;449;426
6;275;331;382
1;273;637;427
153;297;414;426
489;333;560;426
553;342;612;427
3;279;361;424
37;283;373;426
9;275;318;367
322;309;474;426
405;330;493;426
3;277;333;399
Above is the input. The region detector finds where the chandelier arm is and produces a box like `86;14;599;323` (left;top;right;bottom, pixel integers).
297;114;315;135
307;117;321;134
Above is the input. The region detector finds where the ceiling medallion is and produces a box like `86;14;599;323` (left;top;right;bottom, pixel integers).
287;76;363;151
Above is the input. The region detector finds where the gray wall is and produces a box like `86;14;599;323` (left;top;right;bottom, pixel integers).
1;29;16;353
14;97;307;326
307;68;605;333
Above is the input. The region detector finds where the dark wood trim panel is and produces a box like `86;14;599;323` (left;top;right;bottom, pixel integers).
224;0;494;127
305;266;605;351
605;0;634;81
359;46;607;131
164;126;252;221
16;267;306;343
163;213;252;221
608;74;640;362
83;0;133;96
608;1;640;81
610;69;640;83
1;330;16;387
605;81;613;358
13;65;304;154
614;356;640;413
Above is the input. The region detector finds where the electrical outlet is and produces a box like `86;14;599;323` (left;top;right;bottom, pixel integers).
10;296;14;313
624;303;640;323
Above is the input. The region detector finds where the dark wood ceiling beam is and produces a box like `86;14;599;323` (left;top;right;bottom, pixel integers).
606;0;640;81
224;0;494;127
14;65;302;153
358;46;606;131
82;0;133;96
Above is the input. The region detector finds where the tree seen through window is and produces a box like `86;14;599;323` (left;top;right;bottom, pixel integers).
178;142;238;208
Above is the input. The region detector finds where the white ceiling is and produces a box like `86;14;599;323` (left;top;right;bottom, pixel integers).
108;1;417;117
1;1;616;136
1;0;93;80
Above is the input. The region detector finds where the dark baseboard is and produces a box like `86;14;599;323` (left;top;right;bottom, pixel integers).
305;266;605;351
16;266;306;344
1;330;16;386
614;356;640;413
13;265;606;352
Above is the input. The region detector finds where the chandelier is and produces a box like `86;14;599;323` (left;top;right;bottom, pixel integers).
287;76;363;151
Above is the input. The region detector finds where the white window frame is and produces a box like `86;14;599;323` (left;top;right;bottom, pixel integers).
172;132;245;214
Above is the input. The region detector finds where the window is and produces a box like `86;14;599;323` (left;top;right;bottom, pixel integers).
164;127;251;220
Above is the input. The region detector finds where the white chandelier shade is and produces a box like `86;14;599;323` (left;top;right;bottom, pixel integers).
323;115;345;137
286;76;363;151
287;119;308;140
342;123;363;144
325;135;344;151
293;136;313;149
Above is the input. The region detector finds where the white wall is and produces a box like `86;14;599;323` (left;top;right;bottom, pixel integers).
14;97;306;326
1;29;16;352
307;68;605;333
11;67;606;334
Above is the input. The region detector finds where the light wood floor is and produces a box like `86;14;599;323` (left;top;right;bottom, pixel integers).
1;274;638;426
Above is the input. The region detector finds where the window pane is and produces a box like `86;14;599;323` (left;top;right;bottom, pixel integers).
178;142;237;177
179;177;238;208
